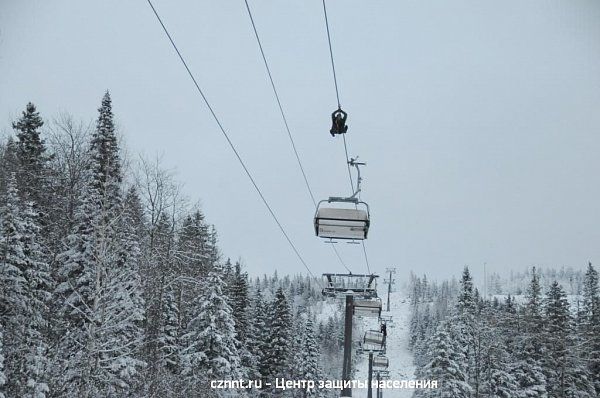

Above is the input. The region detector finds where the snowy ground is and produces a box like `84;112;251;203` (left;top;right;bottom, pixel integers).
353;291;416;398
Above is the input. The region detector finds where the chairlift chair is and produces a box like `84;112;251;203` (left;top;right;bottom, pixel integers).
364;330;385;346
353;298;382;317
377;370;391;380
372;355;389;369
314;157;370;241
321;273;379;298
314;199;370;241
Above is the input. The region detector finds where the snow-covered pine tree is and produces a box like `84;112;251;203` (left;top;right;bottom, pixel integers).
180;268;243;398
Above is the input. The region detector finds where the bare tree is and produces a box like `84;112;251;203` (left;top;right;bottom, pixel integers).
46;113;92;235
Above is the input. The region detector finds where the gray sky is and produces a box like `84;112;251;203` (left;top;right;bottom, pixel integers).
1;0;599;282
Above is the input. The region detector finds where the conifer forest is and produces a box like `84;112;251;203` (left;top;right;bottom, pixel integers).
1;96;599;398
2;1;599;397
0;97;340;397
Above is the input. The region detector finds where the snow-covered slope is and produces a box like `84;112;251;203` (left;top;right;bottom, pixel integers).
353;291;416;398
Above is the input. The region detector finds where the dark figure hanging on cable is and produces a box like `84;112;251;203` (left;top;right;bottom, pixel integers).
330;108;348;136
380;323;387;348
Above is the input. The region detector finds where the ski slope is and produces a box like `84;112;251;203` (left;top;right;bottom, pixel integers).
353;291;416;398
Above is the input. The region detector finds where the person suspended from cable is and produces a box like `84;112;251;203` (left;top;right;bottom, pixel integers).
330;108;348;136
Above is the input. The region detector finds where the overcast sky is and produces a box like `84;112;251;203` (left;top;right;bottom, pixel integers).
1;1;599;284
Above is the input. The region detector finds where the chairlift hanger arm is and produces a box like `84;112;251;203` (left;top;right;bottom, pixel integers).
348;157;365;199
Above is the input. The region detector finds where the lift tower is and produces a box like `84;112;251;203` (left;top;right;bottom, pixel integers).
384;267;396;312
323;273;380;397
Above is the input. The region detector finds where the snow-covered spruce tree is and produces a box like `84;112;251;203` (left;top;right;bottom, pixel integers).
161;283;181;375
457;267;476;317
107;186;146;393
510;266;548;398
524;267;544;337
454;266;478;392
542;281;569;397
262;287;292;396
177;211;212;277
228;261;258;380
54;92;144;396
478;311;519;398
415;320;471;398
543;281;595;398
143;212;181;396
581;262;600;395
0;176;28;396
51;165;98;397
175;211;213;326
0;321;5;398
11;103;50;204
414;305;434;366
511;338;547;398
288;317;305;397
180;268;243;398
0;175;52;397
20;200;52;398
251;288;271;382
294;316;324;398
11;103;65;256
230;262;250;345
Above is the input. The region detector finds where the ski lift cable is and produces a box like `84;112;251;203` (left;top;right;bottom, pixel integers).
321;0;372;276
331;240;353;274
342;134;354;193
145;0;320;282
322;0;341;109
322;0;356;193
243;0;353;275
243;0;317;208
361;241;371;274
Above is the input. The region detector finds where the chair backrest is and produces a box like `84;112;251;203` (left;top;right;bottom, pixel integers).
364;330;384;345
373;356;389;368
315;207;369;240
